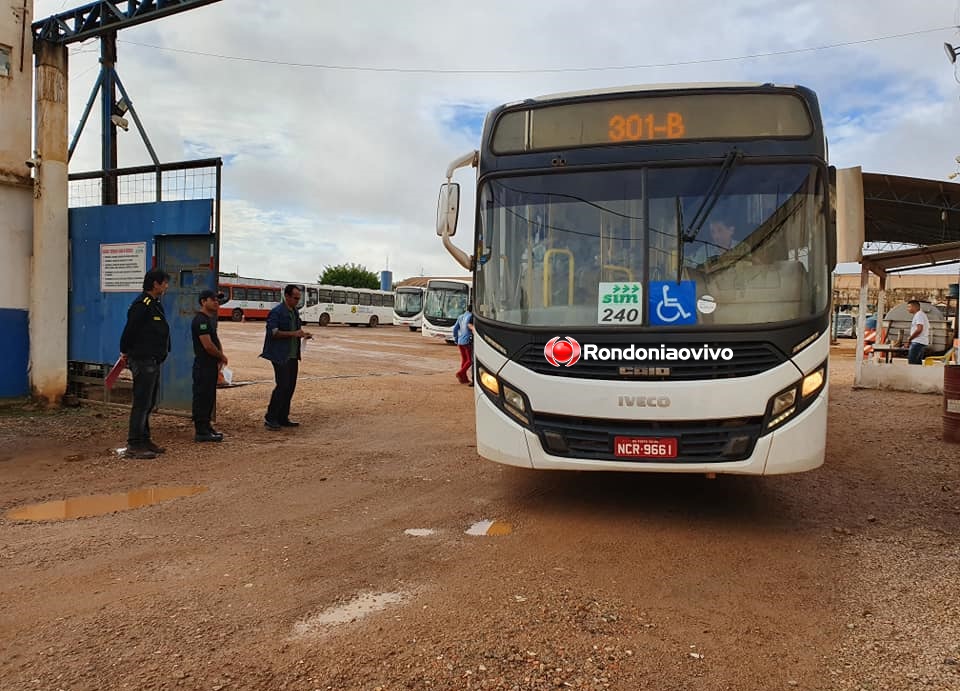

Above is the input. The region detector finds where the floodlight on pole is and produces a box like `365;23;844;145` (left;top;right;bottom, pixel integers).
945;42;959;64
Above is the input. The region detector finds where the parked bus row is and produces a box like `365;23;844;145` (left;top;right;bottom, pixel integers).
216;276;394;327
391;277;473;341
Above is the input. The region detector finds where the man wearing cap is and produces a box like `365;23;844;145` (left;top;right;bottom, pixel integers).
191;290;228;442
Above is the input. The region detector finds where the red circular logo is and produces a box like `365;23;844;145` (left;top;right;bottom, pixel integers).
544;336;582;367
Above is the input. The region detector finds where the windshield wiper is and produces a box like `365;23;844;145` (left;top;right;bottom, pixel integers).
681;148;743;244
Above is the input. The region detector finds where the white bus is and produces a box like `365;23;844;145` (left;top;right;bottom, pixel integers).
436;83;834;475
422;278;471;342
393;285;424;331
299;285;395;327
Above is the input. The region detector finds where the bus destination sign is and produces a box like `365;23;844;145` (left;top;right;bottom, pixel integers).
492;92;813;153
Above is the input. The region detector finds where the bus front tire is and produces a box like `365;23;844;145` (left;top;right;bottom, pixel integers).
231;308;243;322
368;316;379;328
319;313;330;327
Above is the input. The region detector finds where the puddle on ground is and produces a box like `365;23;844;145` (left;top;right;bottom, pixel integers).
466;519;513;536
403;528;436;537
5;486;208;522
291;591;408;640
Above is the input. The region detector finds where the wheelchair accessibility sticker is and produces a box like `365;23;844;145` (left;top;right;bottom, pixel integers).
597;282;643;324
649;281;697;325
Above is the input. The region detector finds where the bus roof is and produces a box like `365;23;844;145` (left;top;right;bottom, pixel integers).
508;82;798;107
396;276;471;289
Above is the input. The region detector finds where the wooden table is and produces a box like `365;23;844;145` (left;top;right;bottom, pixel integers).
871;344;909;363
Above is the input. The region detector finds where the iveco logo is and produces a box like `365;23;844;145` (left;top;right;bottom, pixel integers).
619;366;671;377
618;395;671;408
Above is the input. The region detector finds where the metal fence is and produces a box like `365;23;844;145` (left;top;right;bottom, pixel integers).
68;158;221;221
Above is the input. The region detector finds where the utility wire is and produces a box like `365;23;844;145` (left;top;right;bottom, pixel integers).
117;25;957;75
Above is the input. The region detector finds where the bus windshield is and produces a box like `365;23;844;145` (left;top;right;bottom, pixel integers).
425;283;469;321
475;162;828;327
394;289;423;317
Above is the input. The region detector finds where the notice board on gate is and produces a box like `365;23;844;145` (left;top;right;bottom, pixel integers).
100;242;147;292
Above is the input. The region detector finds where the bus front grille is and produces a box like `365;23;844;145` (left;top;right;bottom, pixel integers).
531;412;765;463
516;341;784;380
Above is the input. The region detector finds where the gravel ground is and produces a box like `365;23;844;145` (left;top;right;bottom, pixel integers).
0;327;958;691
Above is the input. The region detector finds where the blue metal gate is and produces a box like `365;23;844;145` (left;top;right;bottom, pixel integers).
68;199;216;410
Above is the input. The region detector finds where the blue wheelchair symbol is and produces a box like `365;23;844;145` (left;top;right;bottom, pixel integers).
649;281;697;325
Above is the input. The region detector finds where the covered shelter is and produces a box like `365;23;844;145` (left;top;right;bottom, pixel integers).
837;168;960;392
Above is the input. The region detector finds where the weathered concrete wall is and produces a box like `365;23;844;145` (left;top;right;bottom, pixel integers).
856;361;946;395
0;0;33;397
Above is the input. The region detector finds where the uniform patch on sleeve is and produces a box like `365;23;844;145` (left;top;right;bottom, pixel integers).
200;323;208;331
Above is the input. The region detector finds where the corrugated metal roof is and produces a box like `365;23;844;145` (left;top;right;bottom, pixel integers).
862;172;960;246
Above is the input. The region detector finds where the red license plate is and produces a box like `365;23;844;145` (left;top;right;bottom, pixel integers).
614;437;678;459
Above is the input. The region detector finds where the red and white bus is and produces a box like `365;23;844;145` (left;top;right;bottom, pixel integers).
217;276;306;321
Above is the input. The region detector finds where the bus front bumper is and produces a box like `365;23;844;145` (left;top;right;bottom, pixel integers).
422;323;453;341
475;391;827;476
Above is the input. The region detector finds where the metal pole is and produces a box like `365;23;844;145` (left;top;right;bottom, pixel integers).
68;68;104;163
100;31;117;205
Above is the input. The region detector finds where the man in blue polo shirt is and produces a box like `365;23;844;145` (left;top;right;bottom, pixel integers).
260;284;313;429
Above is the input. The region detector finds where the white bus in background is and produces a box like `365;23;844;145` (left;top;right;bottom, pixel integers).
299;285;395;327
393;285;424;331
422;278;472;342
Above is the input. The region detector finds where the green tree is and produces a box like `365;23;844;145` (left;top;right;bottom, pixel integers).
318;263;380;289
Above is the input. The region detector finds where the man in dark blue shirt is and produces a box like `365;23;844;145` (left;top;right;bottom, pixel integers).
119;270;171;459
260;284;312;429
191;290;228;442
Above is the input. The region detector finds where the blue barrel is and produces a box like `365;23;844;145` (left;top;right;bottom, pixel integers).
380;270;393;292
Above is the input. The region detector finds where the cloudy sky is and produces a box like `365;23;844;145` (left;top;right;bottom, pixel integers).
34;0;960;283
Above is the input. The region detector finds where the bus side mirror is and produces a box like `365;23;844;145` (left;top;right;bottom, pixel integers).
436;183;460;237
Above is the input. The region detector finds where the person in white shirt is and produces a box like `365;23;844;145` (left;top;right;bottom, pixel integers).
905;300;930;365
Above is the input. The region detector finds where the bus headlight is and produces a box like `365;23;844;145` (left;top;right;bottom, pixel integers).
478;366;500;395
771;389;797;417
476;361;531;426
764;362;827;432
801;367;825;398
502;384;528;422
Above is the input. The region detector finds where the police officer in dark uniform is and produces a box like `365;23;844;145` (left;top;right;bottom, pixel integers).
191;289;227;442
119;269;171;459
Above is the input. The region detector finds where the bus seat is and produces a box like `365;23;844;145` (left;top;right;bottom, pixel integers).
702;260;804;323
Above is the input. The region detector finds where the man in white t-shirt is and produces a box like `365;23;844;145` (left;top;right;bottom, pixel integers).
906;300;930;365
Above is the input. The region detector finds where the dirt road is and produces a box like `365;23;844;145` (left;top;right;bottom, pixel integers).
1;326;958;690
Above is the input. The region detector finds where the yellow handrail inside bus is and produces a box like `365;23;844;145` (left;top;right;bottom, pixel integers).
602;264;634;282
544;248;574;307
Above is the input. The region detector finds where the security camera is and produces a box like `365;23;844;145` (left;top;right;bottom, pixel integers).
110;114;129;131
25;151;41;169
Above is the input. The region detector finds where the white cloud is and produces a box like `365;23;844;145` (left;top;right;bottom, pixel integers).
35;0;960;282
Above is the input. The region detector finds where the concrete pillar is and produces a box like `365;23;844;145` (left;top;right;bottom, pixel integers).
854;265;870;387
0;0;33;398
876;273;887;357
30;38;69;406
